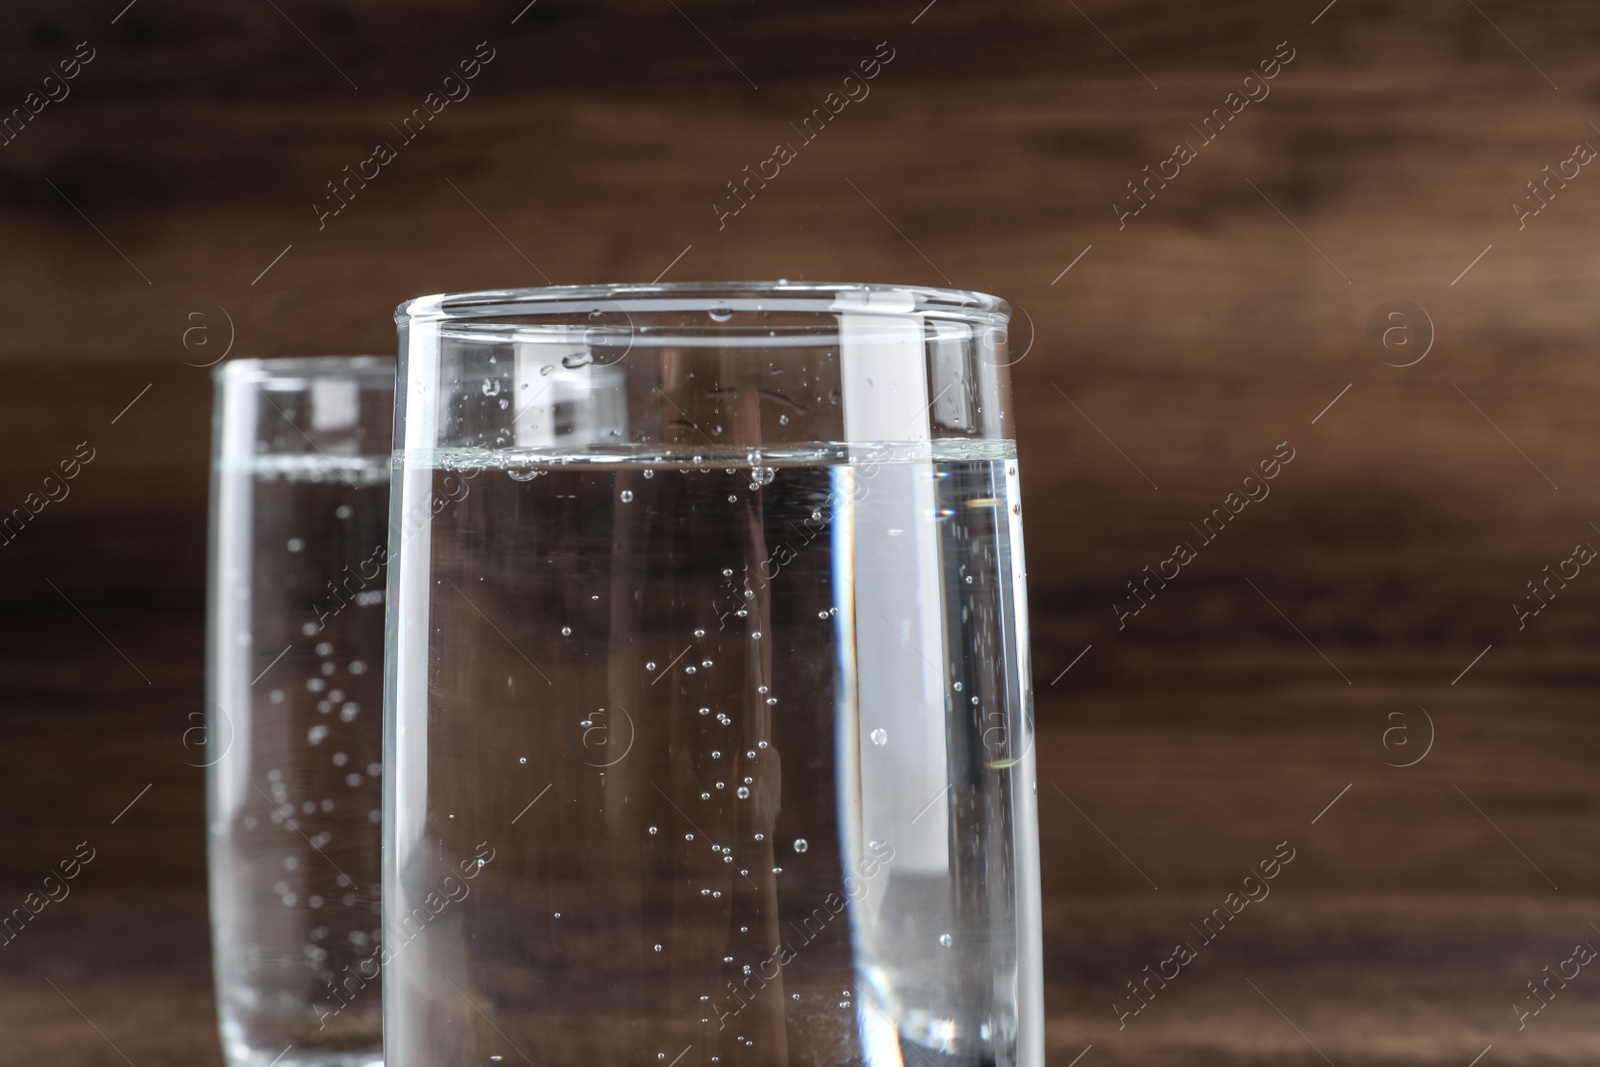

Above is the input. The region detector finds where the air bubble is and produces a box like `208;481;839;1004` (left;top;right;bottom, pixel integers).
685;833;694;841
736;787;750;799
871;729;888;746
561;627;572;636
939;933;954;948
481;378;502;396
699;707;710;716
793;839;808;853
643;469;655;479
709;307;733;322
621;490;634;503
649;826;658;835
701;792;711;800
654;944;663;952
646;661;657;671
694;629;706;639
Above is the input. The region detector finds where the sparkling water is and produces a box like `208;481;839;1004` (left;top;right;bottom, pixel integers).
209;457;388;1067
385;440;1042;1067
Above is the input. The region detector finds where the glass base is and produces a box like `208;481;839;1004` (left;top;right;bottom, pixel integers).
225;1050;381;1067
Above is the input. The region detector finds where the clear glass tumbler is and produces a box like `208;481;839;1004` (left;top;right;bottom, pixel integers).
208;357;394;1067
385;283;1042;1067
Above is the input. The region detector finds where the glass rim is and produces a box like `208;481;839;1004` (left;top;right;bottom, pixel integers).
396;280;1011;328
213;356;395;385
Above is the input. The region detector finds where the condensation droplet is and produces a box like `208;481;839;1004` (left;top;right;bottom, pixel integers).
481;377;502;396
286;538;304;553
335;505;352;519
709;307;734;322
871;728;888;746
939;933;954;948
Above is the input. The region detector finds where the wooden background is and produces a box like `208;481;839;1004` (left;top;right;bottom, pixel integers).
4;0;1600;1062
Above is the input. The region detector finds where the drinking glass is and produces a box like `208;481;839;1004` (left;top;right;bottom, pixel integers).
385;283;1042;1067
207;356;394;1067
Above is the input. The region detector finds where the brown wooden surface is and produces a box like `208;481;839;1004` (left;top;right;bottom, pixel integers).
5;0;1600;1062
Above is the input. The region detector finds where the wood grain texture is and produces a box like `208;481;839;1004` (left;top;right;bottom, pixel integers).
3;0;1600;1061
